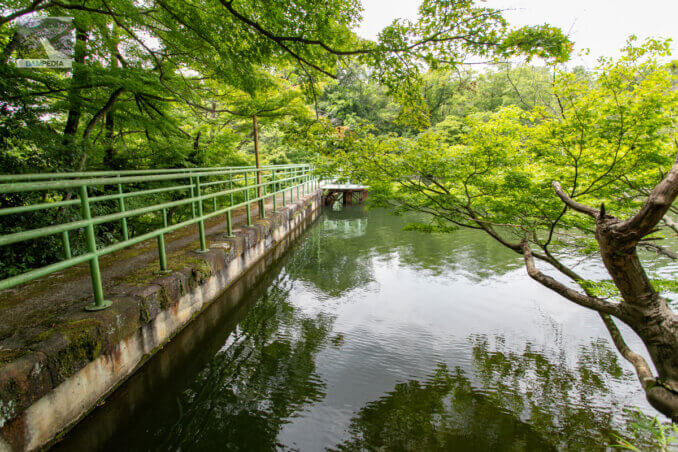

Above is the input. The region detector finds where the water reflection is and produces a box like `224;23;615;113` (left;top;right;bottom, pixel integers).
334;363;555;451
285;206;523;299
57;206;658;451
153;281;333;451
334;336;645;451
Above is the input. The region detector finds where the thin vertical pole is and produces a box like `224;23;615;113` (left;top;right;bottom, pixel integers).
157;208;168;272
118;180;128;241
259;169;266;219
253;115;262;198
253;115;264;219
229;172;234;206
226;210;233;237
195;176;208;252
245;172;252;226
272;170;277;212
282;169;286;207
80;185;111;311
62;230;71;259
226;172;233;236
213;181;217;212
190;177;196;218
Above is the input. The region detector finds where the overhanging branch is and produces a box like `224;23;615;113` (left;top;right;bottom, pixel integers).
521;240;622;316
552;181;599;218
613;151;678;242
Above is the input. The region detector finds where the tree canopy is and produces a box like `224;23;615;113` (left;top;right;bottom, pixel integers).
3;0;676;428
1;0;571;174
321;37;678;421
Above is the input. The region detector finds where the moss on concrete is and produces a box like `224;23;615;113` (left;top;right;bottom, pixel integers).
119;241;226;289
0;191;322;448
0;350;28;366
34;318;105;382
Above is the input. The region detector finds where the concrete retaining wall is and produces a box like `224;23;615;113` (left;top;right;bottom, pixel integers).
0;191;321;451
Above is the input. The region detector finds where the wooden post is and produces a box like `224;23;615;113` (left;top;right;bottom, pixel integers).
345;190;353;205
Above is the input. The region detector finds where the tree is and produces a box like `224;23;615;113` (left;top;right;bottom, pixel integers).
2;0;573;174
325;39;678;421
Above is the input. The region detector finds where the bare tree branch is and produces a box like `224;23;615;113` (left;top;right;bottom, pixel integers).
613;151;678;242
218;0;339;78
521;240;622;316
638;242;678;260
552;181;599;218
82;87;126;141
0;0;49;26
662;215;678;236
219;0;372;56
598;313;654;384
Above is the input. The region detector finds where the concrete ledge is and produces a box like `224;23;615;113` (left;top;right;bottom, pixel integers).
0;191;321;451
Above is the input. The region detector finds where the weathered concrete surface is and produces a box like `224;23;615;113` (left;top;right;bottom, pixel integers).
0;191;321;451
54;206;312;451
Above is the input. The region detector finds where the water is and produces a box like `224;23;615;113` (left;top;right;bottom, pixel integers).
58;206;672;451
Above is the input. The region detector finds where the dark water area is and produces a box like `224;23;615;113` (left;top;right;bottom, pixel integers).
57;206;672;451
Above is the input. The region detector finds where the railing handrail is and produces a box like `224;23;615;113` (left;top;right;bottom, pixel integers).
0;164;318;311
0;164;310;192
0;164;303;182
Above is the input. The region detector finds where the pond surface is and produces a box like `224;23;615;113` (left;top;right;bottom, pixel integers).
58;206;670;451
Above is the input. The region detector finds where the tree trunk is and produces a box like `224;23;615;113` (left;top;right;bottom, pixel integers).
61;24;88;167
103;33;119;169
596;220;678;421
551;155;678;421
253;114;261;198
103;111;115;168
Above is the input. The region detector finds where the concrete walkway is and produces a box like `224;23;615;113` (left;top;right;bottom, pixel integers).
2;190;303;340
0;189;321;451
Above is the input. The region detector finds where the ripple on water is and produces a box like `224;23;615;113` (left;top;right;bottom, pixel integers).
56;207;664;452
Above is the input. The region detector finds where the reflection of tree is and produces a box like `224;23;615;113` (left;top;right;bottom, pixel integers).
469;335;636;450
149;279;334;451
335;336;656;451
284;208;374;297
335;363;555;451
285;206;523;298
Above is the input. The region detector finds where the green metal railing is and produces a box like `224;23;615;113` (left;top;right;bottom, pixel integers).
0;164;318;311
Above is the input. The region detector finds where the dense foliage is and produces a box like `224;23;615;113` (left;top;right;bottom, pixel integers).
321;38;678;422
2;0;676;428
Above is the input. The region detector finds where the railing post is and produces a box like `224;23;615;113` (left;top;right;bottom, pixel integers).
61;230;71;259
259;169;266;219
245;172;252;226
226;173;233;237
272;170;277;212
283;168;287;207
190;176;196;218
157;208;169;273
117;177;129;241
194;175;208;252
213;182;217;212
80;185;112;311
229;172;234;206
